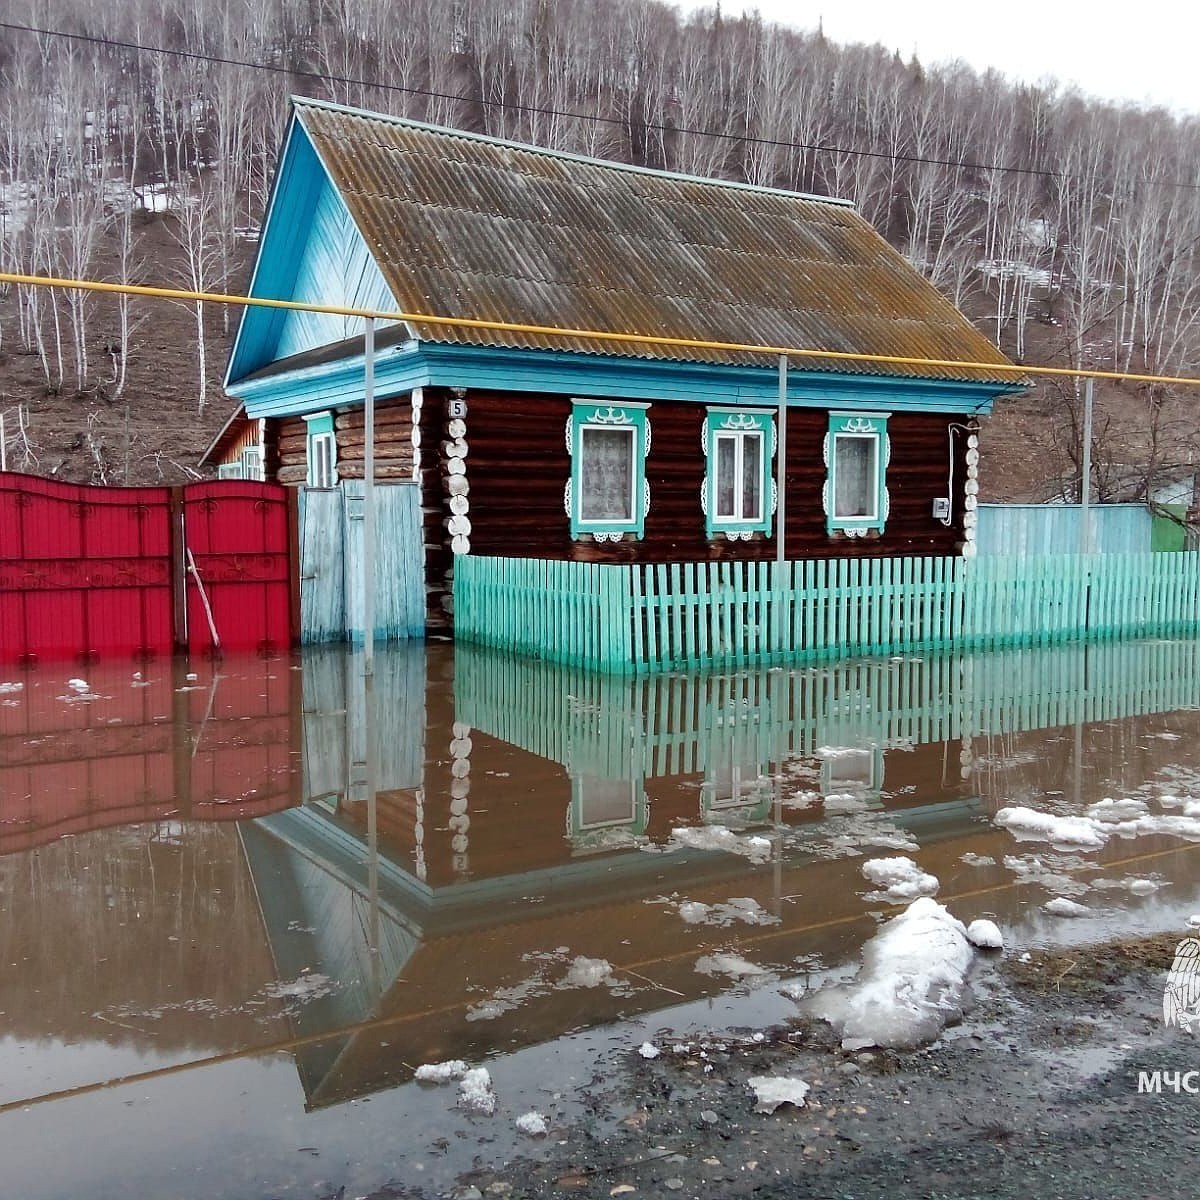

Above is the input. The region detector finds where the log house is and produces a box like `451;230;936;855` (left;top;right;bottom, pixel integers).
212;98;1023;632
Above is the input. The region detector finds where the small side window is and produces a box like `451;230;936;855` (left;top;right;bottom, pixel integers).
304;412;338;488
703;408;775;539
824;412;889;536
565;401;649;541
241;445;264;481
217;462;243;480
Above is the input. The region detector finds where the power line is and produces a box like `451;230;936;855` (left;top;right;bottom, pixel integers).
8;269;1200;391
1039;225;1200;376
7;18;1199;192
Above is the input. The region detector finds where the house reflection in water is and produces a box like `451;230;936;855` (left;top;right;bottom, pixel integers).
239;637;1200;1109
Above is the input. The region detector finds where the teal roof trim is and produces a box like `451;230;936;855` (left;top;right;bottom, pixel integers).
225;113;323;386
224;111;402;387
233;341;1014;419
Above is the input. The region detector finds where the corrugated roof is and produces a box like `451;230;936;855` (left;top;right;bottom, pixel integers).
294;98;1017;385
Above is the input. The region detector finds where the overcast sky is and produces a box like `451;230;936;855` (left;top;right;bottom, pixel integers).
698;1;1200;116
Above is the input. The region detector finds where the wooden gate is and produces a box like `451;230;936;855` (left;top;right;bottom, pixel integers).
0;472;295;665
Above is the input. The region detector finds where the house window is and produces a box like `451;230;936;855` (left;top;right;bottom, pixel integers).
217;462;243;480
241;445;264;481
703;408;775;539
824;412;890;536
565;401;649;541
304;412;338;488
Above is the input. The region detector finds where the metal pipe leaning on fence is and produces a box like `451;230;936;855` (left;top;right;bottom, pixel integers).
186;547;222;658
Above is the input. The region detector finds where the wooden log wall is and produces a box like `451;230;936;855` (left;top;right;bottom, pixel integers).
455;389;970;565
274;401;416;485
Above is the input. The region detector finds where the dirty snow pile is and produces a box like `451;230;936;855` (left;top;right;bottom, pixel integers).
664;825;773;864
747;1076;810;1113
791;897;978;1050
995;799;1200;851
860;856;939;903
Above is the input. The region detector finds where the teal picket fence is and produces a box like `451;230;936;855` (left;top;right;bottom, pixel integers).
452;551;1200;674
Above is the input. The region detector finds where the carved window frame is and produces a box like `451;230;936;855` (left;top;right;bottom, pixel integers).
823;411;890;537
564;400;650;542
702;406;776;540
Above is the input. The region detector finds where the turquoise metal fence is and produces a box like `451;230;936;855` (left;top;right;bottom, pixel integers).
975;503;1151;555
454;551;1200;673
454;637;1200;778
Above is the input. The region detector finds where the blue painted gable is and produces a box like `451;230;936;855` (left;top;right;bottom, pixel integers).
224;114;401;388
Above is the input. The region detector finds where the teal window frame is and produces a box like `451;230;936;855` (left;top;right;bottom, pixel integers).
240;444;264;481
703;407;776;539
217;462;243;480
824;412;890;536
304;411;338;488
565;401;650;541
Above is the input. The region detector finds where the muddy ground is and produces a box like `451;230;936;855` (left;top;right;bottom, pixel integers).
405;933;1196;1200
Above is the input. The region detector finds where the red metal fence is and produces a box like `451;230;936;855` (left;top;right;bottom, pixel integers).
0;472;294;665
0;655;300;856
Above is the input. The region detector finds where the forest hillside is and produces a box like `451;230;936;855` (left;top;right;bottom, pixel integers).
1;0;1198;501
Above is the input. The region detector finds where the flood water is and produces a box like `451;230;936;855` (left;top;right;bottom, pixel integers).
3;637;1200;1197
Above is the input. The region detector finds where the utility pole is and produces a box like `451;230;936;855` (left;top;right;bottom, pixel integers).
363;318;376;675
1079;377;1093;554
776;355;787;564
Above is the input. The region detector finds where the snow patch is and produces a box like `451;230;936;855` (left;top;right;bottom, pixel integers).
695;952;770;980
264;972;335;1002
666;825;773;864
861;856;939;903
792;897;975;1050
637;1041;660;1060
457;1067;496;1115
748;1076;810;1113
966;919;1004;950
0;681;23;695
515;1111;548;1136
960;852;995;867
415;1059;469;1084
1087;798;1149;822
559;956;615;989
997;802;1200;851
790;812;919;860
995;807;1108;850
673;896;780;928
1090;876;1165;895
1044;897;1091;918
